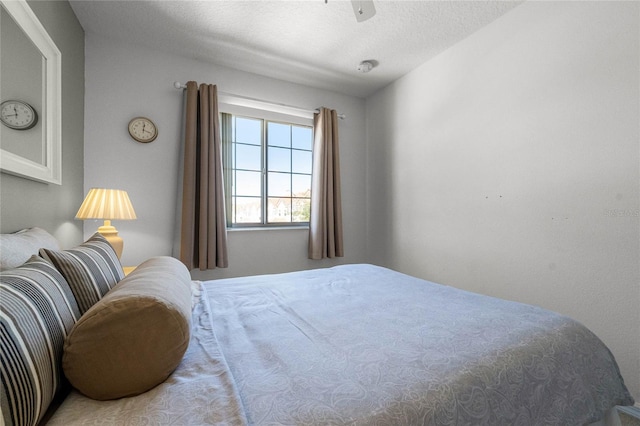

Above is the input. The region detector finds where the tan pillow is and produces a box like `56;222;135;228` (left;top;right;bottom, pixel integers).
62;256;192;400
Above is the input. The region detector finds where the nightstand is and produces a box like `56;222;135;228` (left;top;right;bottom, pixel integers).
123;266;137;276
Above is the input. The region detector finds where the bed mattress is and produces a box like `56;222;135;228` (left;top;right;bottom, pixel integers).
49;264;634;425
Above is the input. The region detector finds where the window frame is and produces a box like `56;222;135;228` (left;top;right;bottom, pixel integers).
221;104;313;229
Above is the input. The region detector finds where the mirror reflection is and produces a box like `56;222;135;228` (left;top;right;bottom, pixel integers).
0;4;45;165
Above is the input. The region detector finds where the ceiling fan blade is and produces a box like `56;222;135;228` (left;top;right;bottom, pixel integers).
350;0;376;23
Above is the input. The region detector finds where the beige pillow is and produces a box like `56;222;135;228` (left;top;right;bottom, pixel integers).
63;256;192;400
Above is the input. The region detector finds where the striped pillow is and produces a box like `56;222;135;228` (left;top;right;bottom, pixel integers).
1;256;81;426
40;233;124;314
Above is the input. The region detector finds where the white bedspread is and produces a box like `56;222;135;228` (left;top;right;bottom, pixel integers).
49;264;633;425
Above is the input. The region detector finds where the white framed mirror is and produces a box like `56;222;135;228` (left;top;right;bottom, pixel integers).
0;0;62;185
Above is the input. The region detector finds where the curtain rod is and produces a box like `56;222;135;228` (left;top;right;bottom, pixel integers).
173;82;345;120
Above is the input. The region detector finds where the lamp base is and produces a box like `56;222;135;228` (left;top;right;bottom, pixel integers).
97;221;124;259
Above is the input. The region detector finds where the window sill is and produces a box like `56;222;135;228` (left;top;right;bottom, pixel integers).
228;226;309;232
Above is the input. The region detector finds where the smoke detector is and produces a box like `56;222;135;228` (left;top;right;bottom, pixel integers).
357;61;375;73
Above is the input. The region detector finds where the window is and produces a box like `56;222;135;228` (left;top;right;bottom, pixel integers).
222;113;313;227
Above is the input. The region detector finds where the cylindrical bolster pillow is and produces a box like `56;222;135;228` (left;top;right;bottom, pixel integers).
63;256;192;400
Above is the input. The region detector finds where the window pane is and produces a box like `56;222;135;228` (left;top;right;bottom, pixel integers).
235;117;261;145
268;172;290;197
292;126;312;150
234;196;261;223
268;122;290;148
292;174;311;196
292;150;312;174
236;144;261;171
223;113;312;227
268;197;291;223
235;170;261;196
268;146;291;173
292;198;310;222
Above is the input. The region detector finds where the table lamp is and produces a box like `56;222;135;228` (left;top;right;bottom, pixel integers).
75;188;137;259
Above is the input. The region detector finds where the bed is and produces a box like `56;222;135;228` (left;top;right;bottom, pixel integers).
1;228;634;425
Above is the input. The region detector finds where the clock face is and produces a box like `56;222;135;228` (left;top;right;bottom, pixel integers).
128;117;158;143
1;100;38;130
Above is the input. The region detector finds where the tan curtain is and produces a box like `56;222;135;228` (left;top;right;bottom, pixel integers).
179;81;228;270
308;108;344;259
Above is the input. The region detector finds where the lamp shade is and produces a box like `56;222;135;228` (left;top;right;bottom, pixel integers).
76;188;137;220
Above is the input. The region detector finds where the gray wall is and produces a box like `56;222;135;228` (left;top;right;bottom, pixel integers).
82;33;368;278
366;1;639;399
0;0;84;249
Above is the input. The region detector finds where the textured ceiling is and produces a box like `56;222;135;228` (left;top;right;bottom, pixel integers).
69;0;523;98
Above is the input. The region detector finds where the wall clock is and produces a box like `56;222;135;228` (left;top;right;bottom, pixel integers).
128;116;158;143
1;100;38;130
